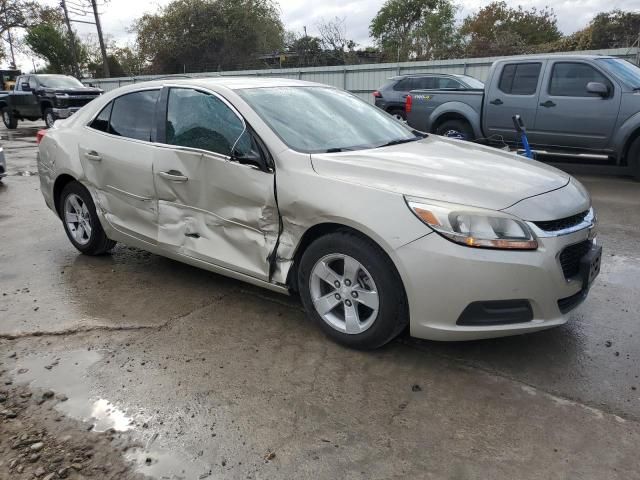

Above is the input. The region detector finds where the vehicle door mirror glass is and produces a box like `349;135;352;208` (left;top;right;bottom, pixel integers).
586;81;608;97
21;82;31;91
231;130;269;171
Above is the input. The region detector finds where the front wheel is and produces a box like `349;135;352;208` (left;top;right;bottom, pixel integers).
627;136;640;182
44;108;56;129
298;231;408;349
435;119;474;141
60;181;116;255
2;107;17;129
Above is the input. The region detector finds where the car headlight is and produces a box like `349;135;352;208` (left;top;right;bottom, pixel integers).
405;196;538;250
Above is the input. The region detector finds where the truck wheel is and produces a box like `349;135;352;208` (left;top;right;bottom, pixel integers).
2;108;17;129
628;136;640;182
435;119;474;141
44;109;56;129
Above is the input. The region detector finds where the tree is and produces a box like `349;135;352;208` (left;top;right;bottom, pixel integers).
24;22;87;74
0;0;58;64
133;0;284;73
589;10;640;49
370;0;461;62
460;1;561;57
317;17;356;64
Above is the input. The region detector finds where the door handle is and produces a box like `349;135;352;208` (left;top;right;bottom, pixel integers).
539;100;556;108
489;98;503;105
84;151;102;162
158;170;188;182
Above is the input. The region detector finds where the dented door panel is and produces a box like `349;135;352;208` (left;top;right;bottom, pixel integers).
153;147;278;281
78;133;157;244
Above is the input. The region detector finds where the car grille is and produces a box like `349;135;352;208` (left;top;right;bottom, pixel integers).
68;97;98;108
559;240;591;279
533;210;589;232
534;210;589;232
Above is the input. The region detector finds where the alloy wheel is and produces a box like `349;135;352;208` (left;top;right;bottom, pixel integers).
64;193;92;246
309;254;380;334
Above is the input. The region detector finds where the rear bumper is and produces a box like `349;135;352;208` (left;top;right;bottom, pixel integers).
395;227;598;341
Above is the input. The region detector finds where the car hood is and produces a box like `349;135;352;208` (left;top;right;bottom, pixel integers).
310;135;570;212
44;87;103;95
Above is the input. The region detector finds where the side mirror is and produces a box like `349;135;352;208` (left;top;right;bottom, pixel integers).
231;129;272;172
233;149;269;171
586;82;609;97
21;82;31;91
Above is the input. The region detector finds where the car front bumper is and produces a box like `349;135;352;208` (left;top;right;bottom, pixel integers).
52;107;82;119
395;227;598;341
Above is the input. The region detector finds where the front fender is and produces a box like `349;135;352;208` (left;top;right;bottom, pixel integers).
429;102;482;139
612;111;640;160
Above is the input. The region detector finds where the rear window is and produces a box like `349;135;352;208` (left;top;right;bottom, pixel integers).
498;63;542;95
109;90;160;141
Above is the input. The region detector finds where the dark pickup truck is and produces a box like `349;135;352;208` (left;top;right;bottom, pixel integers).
406;54;640;179
0;74;102;129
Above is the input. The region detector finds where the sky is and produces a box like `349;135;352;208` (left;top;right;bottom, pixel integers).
9;0;640;72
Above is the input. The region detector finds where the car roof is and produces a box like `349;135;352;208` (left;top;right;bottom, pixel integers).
390;73;460;80
111;76;325;92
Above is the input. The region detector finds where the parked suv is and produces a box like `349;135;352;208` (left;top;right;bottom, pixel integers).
374;73;484;120
0;74;102;129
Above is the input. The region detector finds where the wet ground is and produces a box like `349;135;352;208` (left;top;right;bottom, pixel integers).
1;121;639;479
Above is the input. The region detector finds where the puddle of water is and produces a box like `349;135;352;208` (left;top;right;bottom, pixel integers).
12;170;38;176
10;350;132;432
126;447;213;480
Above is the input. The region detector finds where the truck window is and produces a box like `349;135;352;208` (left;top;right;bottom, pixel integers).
498;63;541;95
15;76;23;91
28;77;38;90
549;62;613;97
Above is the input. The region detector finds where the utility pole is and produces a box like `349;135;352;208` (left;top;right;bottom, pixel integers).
60;0;81;78
90;0;110;78
4;12;16;69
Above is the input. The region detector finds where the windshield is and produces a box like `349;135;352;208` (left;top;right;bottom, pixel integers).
237;86;419;153
457;75;485;89
37;75;84;89
597;58;640;89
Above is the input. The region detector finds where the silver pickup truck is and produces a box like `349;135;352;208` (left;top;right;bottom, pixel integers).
405;54;640;179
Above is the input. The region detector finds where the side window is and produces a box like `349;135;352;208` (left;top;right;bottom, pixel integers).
421;77;441;89
109;90;160;141
437;78;462;89
166;88;245;157
498;63;542;95
15;76;23;91
393;78;413;91
89;102;113;132
549;62;613;97
29;77;38;90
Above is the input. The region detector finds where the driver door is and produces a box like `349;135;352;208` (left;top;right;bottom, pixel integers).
153;86;279;281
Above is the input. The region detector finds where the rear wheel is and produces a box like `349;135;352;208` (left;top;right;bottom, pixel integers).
2;107;17;129
435;119;474;140
298;231;408;349
60;181;116;255
44;108;56;129
627;136;640;181
389;108;406;122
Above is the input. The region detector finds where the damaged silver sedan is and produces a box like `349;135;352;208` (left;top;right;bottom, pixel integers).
37;77;601;349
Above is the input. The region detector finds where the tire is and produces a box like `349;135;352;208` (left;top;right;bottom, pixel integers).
435;119;474;140
628;136;640;182
59;181;116;255
298;231;408;349
389;108;406;121
2;107;17;129
44;108;56;129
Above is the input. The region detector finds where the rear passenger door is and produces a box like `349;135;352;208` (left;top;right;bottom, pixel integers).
534;61;620;150
484;62;545;143
79;89;160;244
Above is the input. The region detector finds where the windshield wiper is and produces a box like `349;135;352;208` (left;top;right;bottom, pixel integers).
375;136;422;148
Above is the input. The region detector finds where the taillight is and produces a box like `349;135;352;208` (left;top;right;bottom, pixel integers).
372;90;382;98
405;95;412;113
36;129;47;145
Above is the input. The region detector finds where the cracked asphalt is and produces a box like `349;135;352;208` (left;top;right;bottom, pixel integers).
1;121;639;479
